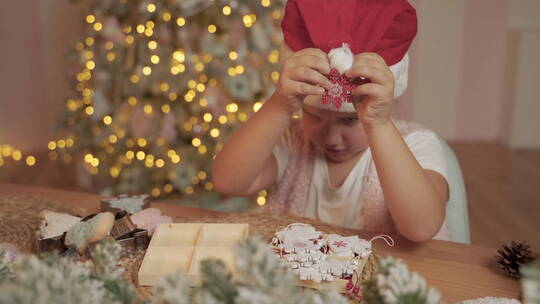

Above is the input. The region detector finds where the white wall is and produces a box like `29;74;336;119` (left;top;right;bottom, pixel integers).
0;1;80;152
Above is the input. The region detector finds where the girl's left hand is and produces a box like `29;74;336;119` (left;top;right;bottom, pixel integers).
345;52;395;128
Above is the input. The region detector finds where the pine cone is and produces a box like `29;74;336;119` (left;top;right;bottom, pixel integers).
495;241;535;279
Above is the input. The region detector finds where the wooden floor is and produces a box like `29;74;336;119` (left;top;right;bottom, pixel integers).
1;143;539;250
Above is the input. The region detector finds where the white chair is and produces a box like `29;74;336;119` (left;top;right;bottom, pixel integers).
439;138;471;244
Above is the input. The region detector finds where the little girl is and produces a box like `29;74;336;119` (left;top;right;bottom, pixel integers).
212;0;450;242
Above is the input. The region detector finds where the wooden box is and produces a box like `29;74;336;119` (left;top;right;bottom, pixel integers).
138;223;249;286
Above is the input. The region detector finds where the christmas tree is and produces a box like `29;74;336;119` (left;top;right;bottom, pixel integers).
56;0;285;206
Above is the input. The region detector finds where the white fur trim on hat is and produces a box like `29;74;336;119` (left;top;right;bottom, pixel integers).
389;53;409;99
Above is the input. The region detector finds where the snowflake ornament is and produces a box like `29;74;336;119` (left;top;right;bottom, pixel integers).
322;69;356;109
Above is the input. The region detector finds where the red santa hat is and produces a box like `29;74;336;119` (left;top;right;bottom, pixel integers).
281;0;417;112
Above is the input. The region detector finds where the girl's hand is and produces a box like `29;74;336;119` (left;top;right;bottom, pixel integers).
346;52;395;127
273;48;333;113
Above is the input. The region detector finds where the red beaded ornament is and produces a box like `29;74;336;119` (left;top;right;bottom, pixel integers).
322;69;355;109
322;69;371;109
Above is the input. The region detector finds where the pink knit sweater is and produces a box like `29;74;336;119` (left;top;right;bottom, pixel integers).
267;120;449;239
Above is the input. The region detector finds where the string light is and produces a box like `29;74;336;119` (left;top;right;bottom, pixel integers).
108;134;118;144
106;52;116;61
143;104;153;114
162;12;171;22
185;186;194;195
218;115;228;124
235;65;244;74
126;150;135;159
253;101;263;112
146;3;156;13
242;14;256;27
85;106;94;115
168;92;178;100
103;115;112;125
85;37;94;46
271;71;280;82
176;17;186;27
137;138;147;147
130;74;139;83
171;154;181;163
26;156;36;166
86;15;95;23
239;112;248;122
117;129;126;138
161;104;170;113
173;50;185;62
215;142;224;151
210;128;220;138
268;49;279;63
226;103;239;113
12;150;22;161
86;61;95;70
257;196;266;206
110;167;120;178
170;64;185;74
3;1;288;198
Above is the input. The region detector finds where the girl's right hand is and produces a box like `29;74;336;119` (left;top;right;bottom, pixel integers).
273;48;333;113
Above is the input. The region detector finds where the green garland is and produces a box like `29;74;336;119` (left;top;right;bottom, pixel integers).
1;238;457;304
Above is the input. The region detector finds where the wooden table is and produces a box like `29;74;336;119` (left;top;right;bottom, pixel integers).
0;183;521;302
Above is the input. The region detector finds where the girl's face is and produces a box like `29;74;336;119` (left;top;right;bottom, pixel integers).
301;102;368;163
